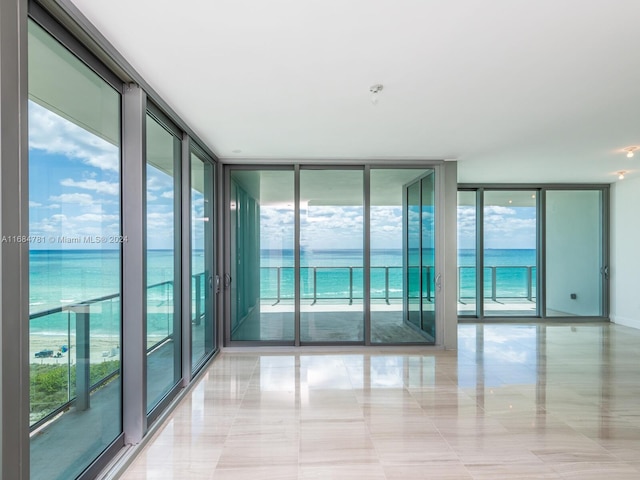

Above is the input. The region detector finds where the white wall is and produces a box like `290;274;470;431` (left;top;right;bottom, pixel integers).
610;177;640;329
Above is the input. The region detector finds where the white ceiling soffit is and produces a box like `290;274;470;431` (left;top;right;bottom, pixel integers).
69;0;640;184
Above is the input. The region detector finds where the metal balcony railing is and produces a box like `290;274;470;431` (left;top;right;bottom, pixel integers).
29;273;206;430
260;265;537;305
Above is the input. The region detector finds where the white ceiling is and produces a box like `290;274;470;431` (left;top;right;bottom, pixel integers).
70;0;640;183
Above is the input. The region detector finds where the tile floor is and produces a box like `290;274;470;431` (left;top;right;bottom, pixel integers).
119;323;640;479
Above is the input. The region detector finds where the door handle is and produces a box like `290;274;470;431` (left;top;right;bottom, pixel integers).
435;273;442;291
215;275;220;294
601;266;609;279
224;273;232;288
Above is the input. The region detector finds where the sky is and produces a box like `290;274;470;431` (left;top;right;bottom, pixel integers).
29;99;536;253
29;100;178;250
29;101;121;250
259;205;417;251
458;205;537;250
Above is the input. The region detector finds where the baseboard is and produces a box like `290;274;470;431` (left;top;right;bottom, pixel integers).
610;314;640;330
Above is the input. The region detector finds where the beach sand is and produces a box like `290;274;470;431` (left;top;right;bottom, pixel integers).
29;333;169;366
29;334;120;366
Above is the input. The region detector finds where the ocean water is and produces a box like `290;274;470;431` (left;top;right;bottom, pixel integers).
261;248;536;301
29;248;536;335
30;249;180;337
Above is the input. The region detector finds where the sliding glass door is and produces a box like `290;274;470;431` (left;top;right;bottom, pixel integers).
145;112;181;414
403;172;437;343
483;190;537;317
299;169;364;343
456;186;608;319
190;149;216;370
229;169;295;342
226;166;442;346
28;19;123;480
369;169;433;344
545;190;605;317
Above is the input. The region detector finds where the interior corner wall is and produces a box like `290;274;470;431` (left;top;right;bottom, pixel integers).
610;177;640;330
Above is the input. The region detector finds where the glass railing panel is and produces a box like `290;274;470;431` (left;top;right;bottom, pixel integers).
30;310;73;426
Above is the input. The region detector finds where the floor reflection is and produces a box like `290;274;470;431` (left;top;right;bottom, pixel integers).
121;322;640;480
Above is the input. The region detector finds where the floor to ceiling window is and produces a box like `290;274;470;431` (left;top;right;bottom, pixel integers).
483;190;537;316
145;111;182;413
299;168;364;343
370;169;433;344
28;18;123;480
5;4;224;478
190;148;216;370
457;191;477;316
545;190;605;317
457;186;608;319
229;169;295;342
403;172;437;342
225;165;449;346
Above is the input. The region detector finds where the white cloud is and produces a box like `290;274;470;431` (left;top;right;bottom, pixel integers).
485;206;516;216
49;193;94;205
30;210;120;241
74;213;119;223
28;101;119;172
260;207;295;250
29;201;42;207
60;178;119;196
300;206;364;249
147;211;175;231
147;170;173;191
161;191;174;199
146;212;176;249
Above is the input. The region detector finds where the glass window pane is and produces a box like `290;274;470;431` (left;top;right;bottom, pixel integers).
191;151;215;368
483;190;537;316
458;191;477;316
421;173;436;338
146;114;181;412
370;169;432;343
28;20;122;480
546;190;603;317
230;170;295;342
407;182;421;329
300;169;363;343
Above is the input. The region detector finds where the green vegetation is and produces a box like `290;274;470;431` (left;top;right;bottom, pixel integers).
30;360;120;424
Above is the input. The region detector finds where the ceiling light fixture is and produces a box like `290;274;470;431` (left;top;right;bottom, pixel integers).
370;84;383;105
618;171;626;180
624;146;638;158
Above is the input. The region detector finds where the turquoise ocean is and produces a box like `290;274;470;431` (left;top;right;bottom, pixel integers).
29;249;536;335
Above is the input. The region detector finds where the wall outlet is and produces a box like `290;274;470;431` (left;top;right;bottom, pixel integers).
570;293;577;299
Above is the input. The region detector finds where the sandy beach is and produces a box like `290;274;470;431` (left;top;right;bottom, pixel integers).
29;334;121;366
29;333;170;366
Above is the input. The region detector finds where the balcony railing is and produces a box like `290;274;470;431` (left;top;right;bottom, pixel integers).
29;273;206;430
29;264;534;428
260;265;537;304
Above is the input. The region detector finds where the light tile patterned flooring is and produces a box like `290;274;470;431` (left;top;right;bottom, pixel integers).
120;323;640;479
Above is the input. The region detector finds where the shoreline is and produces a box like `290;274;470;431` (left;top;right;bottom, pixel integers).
28;334;169;366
